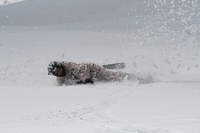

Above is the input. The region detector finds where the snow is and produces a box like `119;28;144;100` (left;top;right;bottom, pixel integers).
0;0;24;5
0;0;200;133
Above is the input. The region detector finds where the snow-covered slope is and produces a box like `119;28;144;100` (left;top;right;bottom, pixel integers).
0;0;200;133
0;0;24;6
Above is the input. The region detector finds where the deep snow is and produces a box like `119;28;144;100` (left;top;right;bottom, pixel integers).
0;0;200;133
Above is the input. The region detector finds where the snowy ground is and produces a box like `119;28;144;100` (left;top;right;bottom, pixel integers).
0;0;200;133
